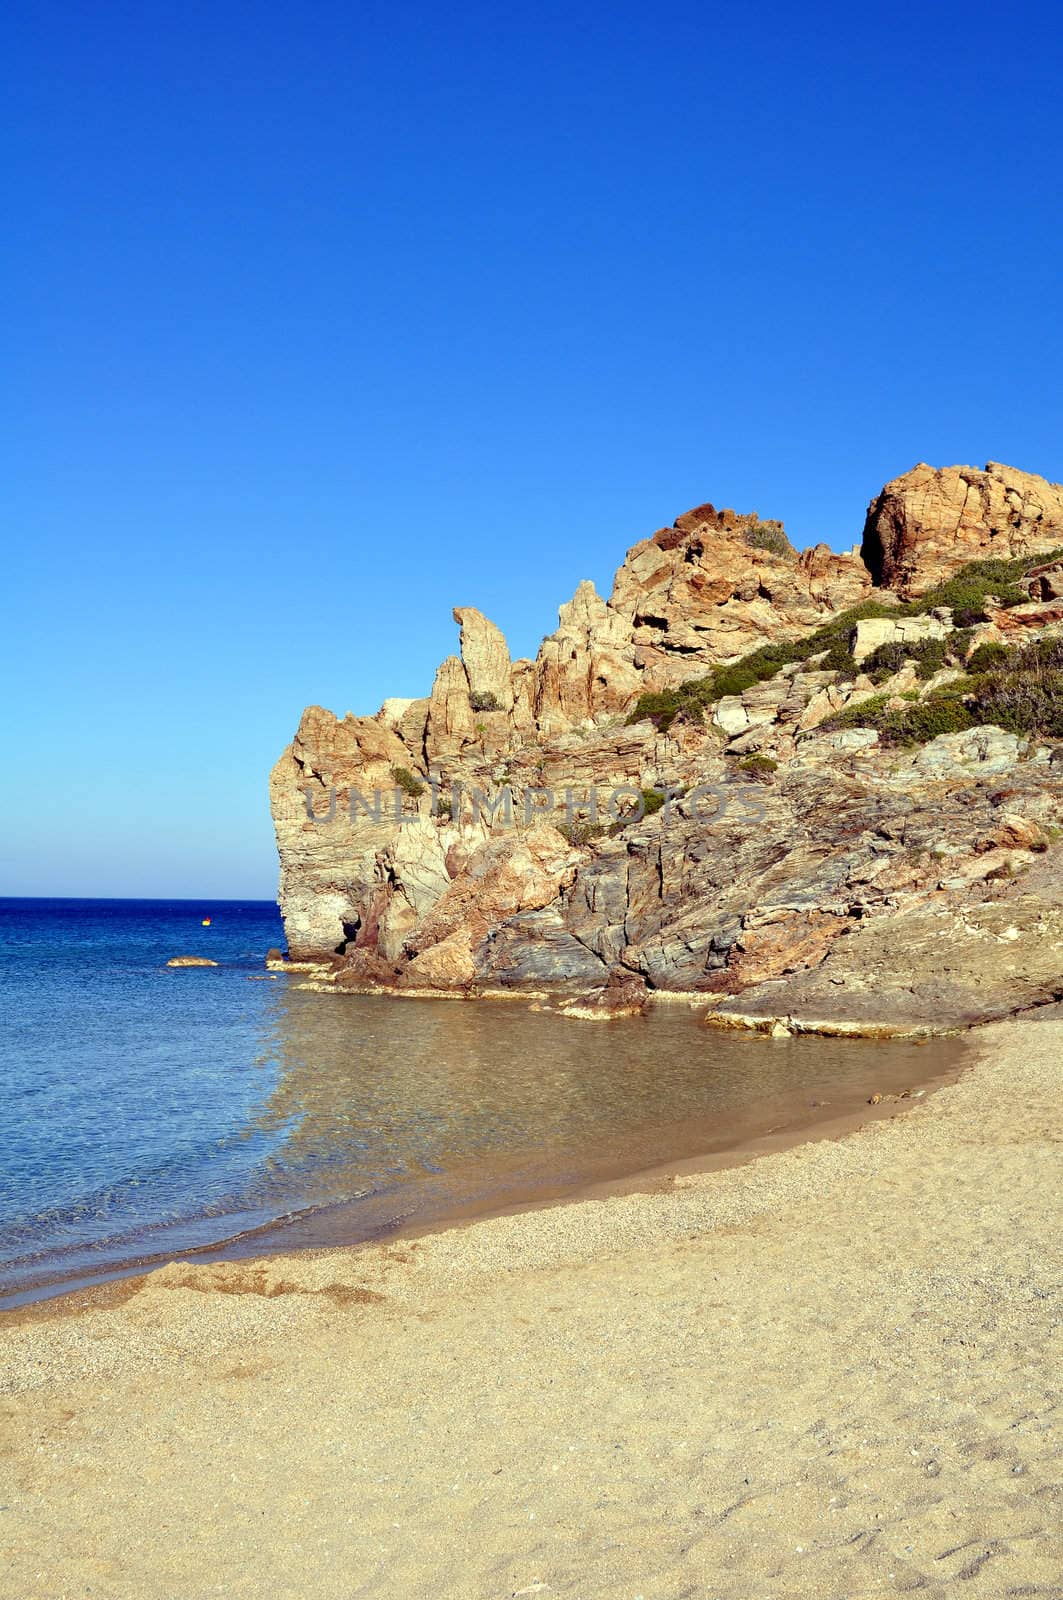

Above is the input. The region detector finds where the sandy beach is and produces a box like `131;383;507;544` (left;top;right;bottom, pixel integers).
1;1016;1060;1599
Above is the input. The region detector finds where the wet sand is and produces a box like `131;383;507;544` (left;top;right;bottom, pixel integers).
1;1017;1060;1598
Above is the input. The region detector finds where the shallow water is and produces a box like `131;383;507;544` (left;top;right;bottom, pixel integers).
0;898;963;1306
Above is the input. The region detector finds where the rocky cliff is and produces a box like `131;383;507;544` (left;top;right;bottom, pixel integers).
861;461;1063;597
271;460;1063;1031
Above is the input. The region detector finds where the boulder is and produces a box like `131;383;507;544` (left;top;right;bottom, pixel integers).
712;696;750;737
911;726;1021;778
559;972;650;1019
1023;560;1063;602
861;461;1063;598
400;824;583;984
851;612;951;665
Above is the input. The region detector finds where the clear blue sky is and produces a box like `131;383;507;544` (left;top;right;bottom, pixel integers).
3;0;1061;897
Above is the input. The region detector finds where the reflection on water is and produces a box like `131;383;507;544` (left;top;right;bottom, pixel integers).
2;972;965;1306
232;988;963;1256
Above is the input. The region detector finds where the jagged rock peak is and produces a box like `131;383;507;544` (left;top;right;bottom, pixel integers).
662;501;796;554
609;500;870;677
452;606;514;710
861;461;1063;598
533;579;641;732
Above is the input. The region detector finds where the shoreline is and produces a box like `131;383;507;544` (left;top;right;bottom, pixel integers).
1;1016;1060;1595
280;961;973;1036
1;1027;967;1317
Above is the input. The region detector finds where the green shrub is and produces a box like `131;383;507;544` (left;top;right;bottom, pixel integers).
914;638;948;678
967;641;1009;674
971;678;1063;737
625;681;713;732
861;642;909;682
832;691;890;724
469;689;503;712
737;754;779;778
968;646;1063;736
862;638;948;683
949;627;975;662
390;765;425;797
702;664;759;699
744;518;792;558
956;636;1063;737
888;697;975;743
557;819;606;847
834;630;1063;744
819;637;857;677
919;564;1026;625
627;550;1063;733
830;692;973;745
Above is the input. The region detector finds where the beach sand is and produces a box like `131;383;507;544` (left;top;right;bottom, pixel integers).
1;1017;1060;1599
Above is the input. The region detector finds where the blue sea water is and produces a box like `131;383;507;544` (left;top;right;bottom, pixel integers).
0;898;292;1300
0;898;964;1308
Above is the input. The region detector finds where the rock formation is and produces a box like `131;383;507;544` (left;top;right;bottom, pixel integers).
610;503;871;675
271;461;1063;1030
861;462;1063;597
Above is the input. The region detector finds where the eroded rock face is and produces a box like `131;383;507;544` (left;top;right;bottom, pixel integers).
534;580;642;732
402;823;582;986
425;656;476;761
270;462;1063;1026
861;462;1063;598
610;503;871;676
453;607;514;712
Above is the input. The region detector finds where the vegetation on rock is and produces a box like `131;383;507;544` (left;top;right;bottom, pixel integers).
829;692;974;745
862;637;950;682
556;819;606;847
968;636;1063;738
831;635;1063;743
390;765;425;797
469;689;503;712
736;754;779;778
912;558;1028;626
743;517;792;558
629;549;1063;732
966;641;1010;674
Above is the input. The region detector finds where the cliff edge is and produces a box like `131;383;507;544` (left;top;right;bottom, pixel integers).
271;461;1063;1030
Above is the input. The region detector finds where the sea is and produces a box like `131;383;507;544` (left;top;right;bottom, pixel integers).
0;897;965;1308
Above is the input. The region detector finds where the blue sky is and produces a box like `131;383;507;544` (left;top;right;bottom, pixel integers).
4;0;1062;897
